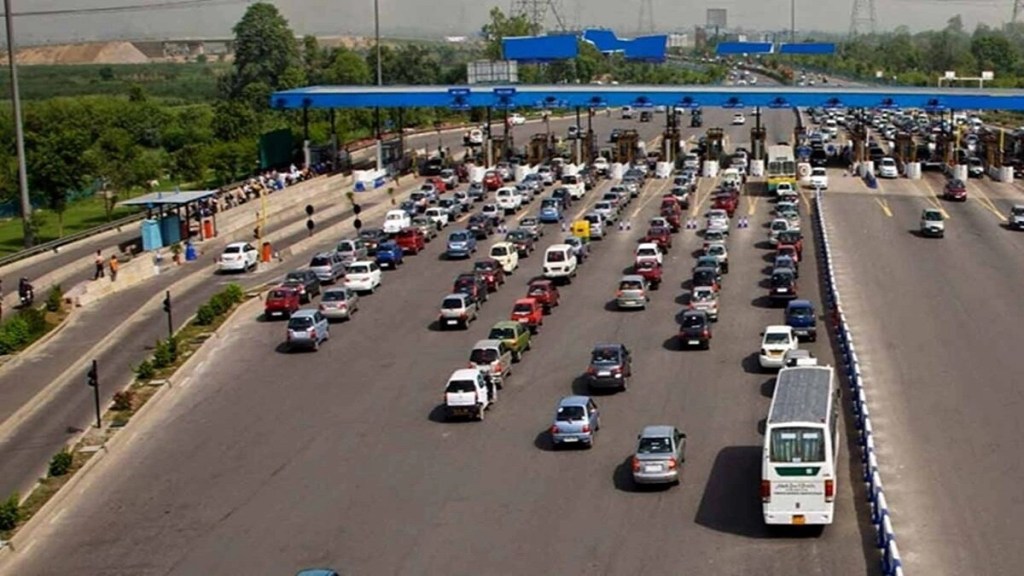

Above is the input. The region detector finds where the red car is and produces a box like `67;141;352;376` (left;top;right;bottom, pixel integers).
634;259;663;289
642;226;673;251
713;192;739;217
395;227;426;255
526;278;561;313
473;258;507;292
944;178;967;201
776;244;800;264
264;286;301;319
425;177;447;193
510;297;544;333
483;171;503;191
776;231;804;259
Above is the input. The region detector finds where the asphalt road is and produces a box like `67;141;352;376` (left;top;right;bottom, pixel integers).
0;109;879;576
807;166;1024;576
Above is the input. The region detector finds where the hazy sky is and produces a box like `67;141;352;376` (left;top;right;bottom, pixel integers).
3;0;1014;46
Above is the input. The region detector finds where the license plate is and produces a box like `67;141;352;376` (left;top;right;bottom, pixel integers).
446;320;458;325
598;371;610;377
688;340;700;345
776;288;787;293
562;437;578;443
644;465;660;473
792;515;806;525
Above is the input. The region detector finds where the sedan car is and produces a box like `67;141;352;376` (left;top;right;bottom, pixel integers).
585;343;632;392
318;286;359;321
283;270;321;303
343;260;383;294
549;396;601;449
616;275;650;310
219;242;258;273
944;178;967;201
759;325;799;370
632;426;686;486
809;166;829;189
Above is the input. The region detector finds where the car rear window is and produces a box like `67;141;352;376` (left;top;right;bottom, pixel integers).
224;245;242;254
446;380;477;394
288;317;313;330
442;297;465;309
513;302;533;313
546;251;565;262
591;349;618;363
682;315;705;328
620;280;643;290
788;306;812;317
268;290;289;299
489;328;515;340
322;290;347;302
310;256;330;267
638;437;673;454
470;348;498;364
348;265;368;274
450;232;468;242
764;332;790;344
556;405;585;421
286;272;306;282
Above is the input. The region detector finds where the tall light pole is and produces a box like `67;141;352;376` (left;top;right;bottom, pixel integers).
4;0;33;248
790;0;796;44
374;0;383;172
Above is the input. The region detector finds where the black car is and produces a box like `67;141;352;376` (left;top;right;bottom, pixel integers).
467;214;494;240
453;272;490;306
640;110;653;122
585;343;632;392
358;228;389;256
677;309;712;350
282;270;322;303
422;157;444;176
505;229;535;257
609;128;622;143
551;187;573;208
769;268;798;303
691;267;720;291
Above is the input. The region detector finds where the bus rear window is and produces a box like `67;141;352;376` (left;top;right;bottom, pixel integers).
770;427;825;463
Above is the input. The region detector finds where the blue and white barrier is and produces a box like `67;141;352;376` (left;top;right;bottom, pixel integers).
353;169;389;192
813;188;904;576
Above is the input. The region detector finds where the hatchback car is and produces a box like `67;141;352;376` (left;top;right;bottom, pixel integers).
632;426;686;486
769;268;798;302
285;309;330;352
438;293;478;330
678;309;712;349
616;275;650;310
691;267;721;293
585;343;632;392
264;286;301;319
318;286;359;321
518;216;544;239
335;238;369;264
688;286;719;322
445;229;477;259
308;251;347;284
549;396;601;449
785;299;817;341
920;208;945;238
944;178;968;201
283;270;321;303
473;259;506;291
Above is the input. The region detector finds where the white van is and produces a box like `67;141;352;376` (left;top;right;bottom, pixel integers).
495;187;523;213
383;209;411;235
543;244;578;282
561;174;585;199
721;168;742;189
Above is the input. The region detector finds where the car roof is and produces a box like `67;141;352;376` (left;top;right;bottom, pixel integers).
492;320;520;328
514;297;538;305
558;395;591;408
449;368;481;380
640;425;677;438
683;308;707;318
592;343;625;352
637;242;659;249
788;299;813;308
443;292;468;300
347;260;375;267
620;274;646;282
291;309;317;318
765;325;793;333
296;569;340;576
226;241;248;248
473;339;504;349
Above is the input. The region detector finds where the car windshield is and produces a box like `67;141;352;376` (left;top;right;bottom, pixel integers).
620;280;643;290
772;273;793;285
322;290;347;302
224;245;241;254
764;332;791;345
788;306;811;317
507;231;527;241
556;405;585;421
682;314;704;328
489;327;515;340
547;251;565;262
637;248;657;256
591;349;619;363
1012;207;1024;216
694;271;714;283
638;436;673;454
470;348;498;364
268;289;290;299
924;211;942;221
772;221;788;231
450;232;468;242
708;245;724;255
287;316;313;330
446;380;477;394
442;297;464;309
513;302;533;313
474;261;495;272
693;290;712;301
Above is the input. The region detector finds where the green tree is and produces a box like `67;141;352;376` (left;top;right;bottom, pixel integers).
225;2;300;103
208;141;255;184
480;7;541;60
27;131;91;236
324;47;372;85
171;144;208;184
84;127;140;220
211;100;261;141
301;35;327;84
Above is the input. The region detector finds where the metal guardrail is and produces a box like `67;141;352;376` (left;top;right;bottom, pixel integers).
0;210;146;268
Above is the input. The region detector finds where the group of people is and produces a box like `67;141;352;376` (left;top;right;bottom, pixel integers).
93;250;119;281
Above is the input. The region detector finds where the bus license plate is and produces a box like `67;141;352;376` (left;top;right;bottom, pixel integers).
791;515;806;525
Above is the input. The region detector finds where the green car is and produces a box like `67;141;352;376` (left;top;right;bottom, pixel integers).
487;321;532;362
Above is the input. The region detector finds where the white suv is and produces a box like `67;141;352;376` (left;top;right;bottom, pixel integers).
543;244;578;281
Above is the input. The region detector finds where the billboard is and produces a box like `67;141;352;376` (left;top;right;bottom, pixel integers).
706;8;727;28
502;35;579;62
779;43;836;55
467;60;519;84
716;42;773;55
581;29;667;62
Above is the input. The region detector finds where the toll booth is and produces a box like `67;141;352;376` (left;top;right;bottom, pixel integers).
982;132;1000;167
615;130;640;164
935;133;955;166
893;133;915;168
663;129;681;164
704;128;724;162
527;134;549;165
489;136;508;165
750;127;766;161
849;124;867;163
584;131;596;164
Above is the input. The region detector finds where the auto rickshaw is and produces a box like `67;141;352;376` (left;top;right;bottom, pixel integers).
571;219;591;243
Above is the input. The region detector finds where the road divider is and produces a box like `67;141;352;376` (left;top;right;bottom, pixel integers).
813;188;903;576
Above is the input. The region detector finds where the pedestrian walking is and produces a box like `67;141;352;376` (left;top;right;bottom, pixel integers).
93;250;105;280
109;254;119;282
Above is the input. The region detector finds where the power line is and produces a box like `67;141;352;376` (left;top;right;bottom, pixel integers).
0;0;249;18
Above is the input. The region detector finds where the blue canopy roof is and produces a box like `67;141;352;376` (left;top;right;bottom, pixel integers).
271;84;1024;111
502;35;579;62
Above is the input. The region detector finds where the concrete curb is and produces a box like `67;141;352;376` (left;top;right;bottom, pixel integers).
812;189;903;576
0;296;264;564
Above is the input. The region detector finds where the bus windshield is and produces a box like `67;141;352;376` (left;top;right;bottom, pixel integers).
769;427;826;463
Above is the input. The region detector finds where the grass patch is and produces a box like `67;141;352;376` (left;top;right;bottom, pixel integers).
0;62;229;103
0;196;138;256
0;293;68;357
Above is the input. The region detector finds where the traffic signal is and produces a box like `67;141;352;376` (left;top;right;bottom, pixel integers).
87;360;98;388
163;292;171;314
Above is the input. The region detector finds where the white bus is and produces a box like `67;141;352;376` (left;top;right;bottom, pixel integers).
761;365;839;526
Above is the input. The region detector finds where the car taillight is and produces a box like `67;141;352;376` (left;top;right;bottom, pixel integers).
631;457;641;472
307;329;315;337
586;367;596;375
761;480;771;502
494;362;502;373
550;425;560;435
825;479;835;502
615;290;624;297
459;313;468;319
582;424;591;433
702;329;710;338
667;458;678;469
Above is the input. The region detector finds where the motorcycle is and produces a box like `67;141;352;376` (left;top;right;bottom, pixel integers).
18;284;33;308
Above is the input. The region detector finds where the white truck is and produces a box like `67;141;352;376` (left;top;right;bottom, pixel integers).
382;209;412;235
444;368;496;421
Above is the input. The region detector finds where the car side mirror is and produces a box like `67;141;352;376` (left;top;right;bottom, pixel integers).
760;331;765;336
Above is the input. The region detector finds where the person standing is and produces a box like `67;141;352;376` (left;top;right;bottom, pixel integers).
109;254;119;282
93;250;105;280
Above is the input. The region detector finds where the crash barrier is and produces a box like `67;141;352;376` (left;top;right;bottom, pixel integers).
813;188;904;576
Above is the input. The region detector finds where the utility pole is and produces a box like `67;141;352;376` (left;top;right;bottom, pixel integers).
4;0;33;248
162;291;173;341
86;360;100;428
374;0;384;172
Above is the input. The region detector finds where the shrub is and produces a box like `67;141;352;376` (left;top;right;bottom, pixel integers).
134;359;156;380
112;390;135;411
45;284;63;312
0;316;31;354
223;283;244;304
195;303;216;326
48;449;73;477
152;337;178;369
0;493;20;531
19;308;48;338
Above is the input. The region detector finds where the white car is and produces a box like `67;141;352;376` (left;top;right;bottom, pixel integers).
634;243;663;266
508;113;526;126
343;260;383;294
383;209;412;235
705;209;729;231
732;113;746;125
809;166;829;189
463;128;484;146
489;241;519;274
219;242;258;273
775;181;798;200
759;325;799;370
768;218;793;246
495;187;523;213
592;157;610;175
621;106;634;119
877;157;899;178
424;207;450;229
537;165;555;185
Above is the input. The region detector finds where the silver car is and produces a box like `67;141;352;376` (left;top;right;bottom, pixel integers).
469;339;513;388
518;216;545;239
631;425;686;486
308;251;347;284
616;275;650;310
285;309;330;351
438;293;478;330
319;286;359;321
336;238;368;265
549;395;601;449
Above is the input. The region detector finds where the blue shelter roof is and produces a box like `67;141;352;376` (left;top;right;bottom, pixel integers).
271;84;1024;111
502;35;579;62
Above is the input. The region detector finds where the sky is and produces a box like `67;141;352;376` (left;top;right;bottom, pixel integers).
2;0;1014;46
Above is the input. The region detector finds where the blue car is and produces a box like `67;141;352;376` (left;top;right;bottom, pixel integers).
785;299;817;342
539;198;563;223
445;229;477;259
375;241;405;269
399;199;419;217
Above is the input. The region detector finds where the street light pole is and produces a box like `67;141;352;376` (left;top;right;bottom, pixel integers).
374;0;383;172
790;0;796;44
4;0;33;248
